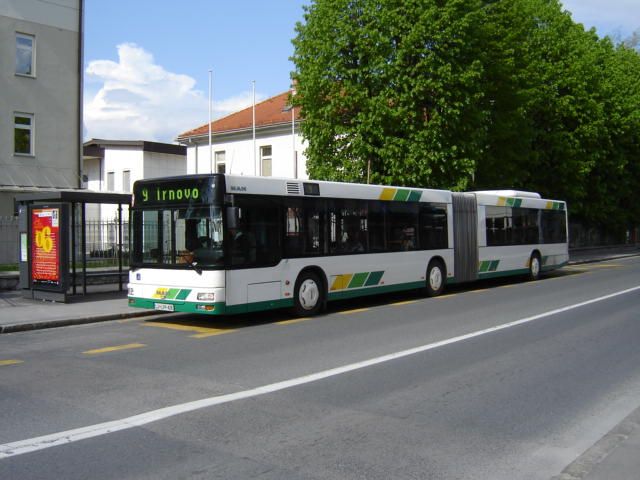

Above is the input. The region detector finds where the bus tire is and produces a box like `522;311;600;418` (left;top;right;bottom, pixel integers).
293;271;324;316
425;259;446;297
529;252;542;281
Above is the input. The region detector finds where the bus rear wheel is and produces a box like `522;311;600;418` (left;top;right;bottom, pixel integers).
293;271;324;316
425;259;446;297
529;252;542;281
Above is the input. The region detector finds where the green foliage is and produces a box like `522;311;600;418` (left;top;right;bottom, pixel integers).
292;0;487;190
292;0;640;231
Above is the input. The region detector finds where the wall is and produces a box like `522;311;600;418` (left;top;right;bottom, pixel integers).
143;151;187;180
186;126;308;179
0;0;81;206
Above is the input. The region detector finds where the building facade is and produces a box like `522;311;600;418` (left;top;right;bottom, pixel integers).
0;0;84;216
83;139;187;221
177;91;307;179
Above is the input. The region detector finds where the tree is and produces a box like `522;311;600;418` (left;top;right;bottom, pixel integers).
291;0;487;190
292;0;640;236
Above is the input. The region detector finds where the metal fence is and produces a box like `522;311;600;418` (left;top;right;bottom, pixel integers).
0;216;18;265
0;215;129;267
74;219;129;268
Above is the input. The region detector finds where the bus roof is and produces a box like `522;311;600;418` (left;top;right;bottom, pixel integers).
133;174;565;208
223;174;452;204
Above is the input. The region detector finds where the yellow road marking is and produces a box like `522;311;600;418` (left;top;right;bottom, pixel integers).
275;318;311;325
390;300;417;306
339;308;370;315
584;263;623;269
564;263;622;270
143;321;236;339
0;360;23;367
190;330;236;339
83;343;146;355
144;321;205;332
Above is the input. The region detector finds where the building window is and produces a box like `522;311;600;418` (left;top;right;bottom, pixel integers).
260;145;272;177
14;113;34;155
16;33;35;76
122;170;131;192
215;151;226;173
107;172;115;191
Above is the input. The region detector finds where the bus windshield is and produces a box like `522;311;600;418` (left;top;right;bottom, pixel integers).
131;206;224;268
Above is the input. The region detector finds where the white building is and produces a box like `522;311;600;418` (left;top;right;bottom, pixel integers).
0;0;83;216
177;91;307;179
82;139;186;221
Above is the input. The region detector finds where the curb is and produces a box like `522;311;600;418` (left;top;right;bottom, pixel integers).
552;405;640;480
0;310;192;334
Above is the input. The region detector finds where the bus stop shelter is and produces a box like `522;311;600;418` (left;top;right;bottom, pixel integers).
16;190;131;302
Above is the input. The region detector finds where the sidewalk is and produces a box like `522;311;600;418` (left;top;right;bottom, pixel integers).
0;287;185;334
1;245;638;334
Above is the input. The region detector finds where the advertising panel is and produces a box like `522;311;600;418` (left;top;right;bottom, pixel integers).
31;207;61;288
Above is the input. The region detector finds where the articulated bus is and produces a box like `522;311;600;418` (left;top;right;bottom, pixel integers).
128;174;568;316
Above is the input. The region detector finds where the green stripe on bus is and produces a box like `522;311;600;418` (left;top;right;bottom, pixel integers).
365;271;384;286
176;289;191;300
348;272;369;288
394;189;410;201
479;260;499;273
165;289;180;300
408;190;422;202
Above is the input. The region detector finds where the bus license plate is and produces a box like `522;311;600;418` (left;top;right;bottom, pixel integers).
154;303;174;312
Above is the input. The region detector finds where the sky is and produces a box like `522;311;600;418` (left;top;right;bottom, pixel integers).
82;0;639;144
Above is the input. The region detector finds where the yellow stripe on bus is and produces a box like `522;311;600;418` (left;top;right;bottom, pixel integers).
379;188;396;201
331;274;354;291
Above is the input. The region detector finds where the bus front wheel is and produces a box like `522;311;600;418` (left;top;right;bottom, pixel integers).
425;259;446;297
293;271;324;316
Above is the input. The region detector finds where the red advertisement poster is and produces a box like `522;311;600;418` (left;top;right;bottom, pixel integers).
31;207;60;286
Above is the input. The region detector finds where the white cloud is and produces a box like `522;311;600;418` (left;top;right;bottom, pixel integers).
84;44;264;143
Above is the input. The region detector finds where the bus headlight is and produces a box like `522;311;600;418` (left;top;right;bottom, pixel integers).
197;292;215;301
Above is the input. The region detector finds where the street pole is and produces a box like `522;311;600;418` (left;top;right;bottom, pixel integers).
292;100;296;179
208;69;213;174
252;80;257;176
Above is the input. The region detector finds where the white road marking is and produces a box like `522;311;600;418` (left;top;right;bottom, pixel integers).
2;285;639;459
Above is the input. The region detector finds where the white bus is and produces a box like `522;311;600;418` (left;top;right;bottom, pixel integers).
128;174;568;316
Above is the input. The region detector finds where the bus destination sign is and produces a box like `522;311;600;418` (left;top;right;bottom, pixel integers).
133;178;219;207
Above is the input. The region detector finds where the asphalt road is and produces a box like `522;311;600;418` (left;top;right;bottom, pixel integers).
1;257;639;479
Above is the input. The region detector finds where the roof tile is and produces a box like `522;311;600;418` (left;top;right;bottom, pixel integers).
178;91;301;139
